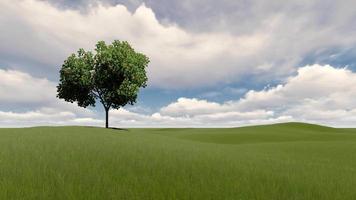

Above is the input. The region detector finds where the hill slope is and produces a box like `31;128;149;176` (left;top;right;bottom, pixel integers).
0;123;356;199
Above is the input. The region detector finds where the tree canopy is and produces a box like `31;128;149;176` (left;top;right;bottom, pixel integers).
57;40;149;128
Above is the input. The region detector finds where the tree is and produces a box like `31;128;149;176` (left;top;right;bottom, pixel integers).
57;40;149;128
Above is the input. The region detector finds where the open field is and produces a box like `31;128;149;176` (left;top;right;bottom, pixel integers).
0;122;356;199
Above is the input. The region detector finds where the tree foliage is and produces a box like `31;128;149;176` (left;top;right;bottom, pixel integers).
57;40;149;128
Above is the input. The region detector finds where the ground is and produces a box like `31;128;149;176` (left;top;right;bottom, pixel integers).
0;122;355;199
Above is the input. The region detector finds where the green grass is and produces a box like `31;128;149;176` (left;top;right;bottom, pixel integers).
1;122;356;199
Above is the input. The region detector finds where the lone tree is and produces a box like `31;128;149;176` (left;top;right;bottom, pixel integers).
57;40;149;128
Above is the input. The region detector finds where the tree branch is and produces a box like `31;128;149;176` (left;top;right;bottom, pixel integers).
92;91;100;99
94;87;110;110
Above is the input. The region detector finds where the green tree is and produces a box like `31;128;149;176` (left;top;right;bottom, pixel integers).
57;40;149;128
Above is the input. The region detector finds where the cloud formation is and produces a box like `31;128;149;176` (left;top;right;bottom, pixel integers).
0;68;98;127
0;69;54;105
0;1;355;127
1;0;355;89
100;64;356;127
156;65;356;127
1;65;355;127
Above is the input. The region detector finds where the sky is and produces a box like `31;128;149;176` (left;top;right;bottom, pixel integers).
0;0;356;127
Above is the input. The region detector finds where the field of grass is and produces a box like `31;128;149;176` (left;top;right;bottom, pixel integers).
0;122;356;199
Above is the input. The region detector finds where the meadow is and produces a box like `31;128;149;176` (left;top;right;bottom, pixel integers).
0;122;355;199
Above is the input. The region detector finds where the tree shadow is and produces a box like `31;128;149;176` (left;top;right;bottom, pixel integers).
109;127;129;131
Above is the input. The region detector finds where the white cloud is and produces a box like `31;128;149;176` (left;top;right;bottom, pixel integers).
0;68;98;127
1;0;354;89
108;64;356;127
0;69;54;104
234;65;356;113
1;64;356;127
0;109;103;127
160;98;223;117
0;68;95;115
0;0;268;88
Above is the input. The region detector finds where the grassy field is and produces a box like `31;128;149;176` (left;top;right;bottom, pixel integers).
0;122;356;199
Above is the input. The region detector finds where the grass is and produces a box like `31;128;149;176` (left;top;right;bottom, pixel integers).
0;122;356;199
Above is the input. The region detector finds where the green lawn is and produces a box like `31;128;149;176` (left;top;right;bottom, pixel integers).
0;122;356;199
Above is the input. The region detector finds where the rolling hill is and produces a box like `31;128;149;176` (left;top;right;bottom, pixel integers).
0;122;355;199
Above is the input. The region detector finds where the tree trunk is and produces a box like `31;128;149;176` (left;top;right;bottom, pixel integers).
105;108;109;128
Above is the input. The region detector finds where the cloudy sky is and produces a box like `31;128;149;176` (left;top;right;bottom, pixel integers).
1;0;356;127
